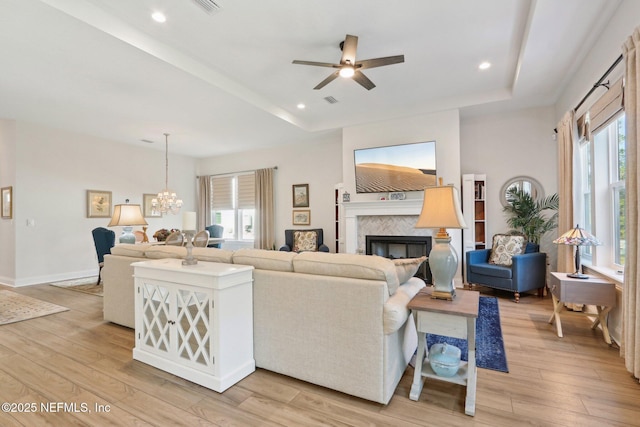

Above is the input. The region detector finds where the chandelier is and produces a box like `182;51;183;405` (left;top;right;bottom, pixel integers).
152;133;183;215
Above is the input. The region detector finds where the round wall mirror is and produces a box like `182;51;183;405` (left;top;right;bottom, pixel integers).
500;176;544;207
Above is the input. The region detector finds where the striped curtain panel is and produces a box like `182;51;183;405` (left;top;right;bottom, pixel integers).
622;26;640;380
255;168;275;249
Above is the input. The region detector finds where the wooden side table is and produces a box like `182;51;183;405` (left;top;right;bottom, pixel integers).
408;287;480;416
548;272;616;344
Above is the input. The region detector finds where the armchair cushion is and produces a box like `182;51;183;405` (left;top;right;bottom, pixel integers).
489;234;526;266
293;230;317;252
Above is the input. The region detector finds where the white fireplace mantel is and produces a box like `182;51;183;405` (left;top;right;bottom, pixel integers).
343;199;424;253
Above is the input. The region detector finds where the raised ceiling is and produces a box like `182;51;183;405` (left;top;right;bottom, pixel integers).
0;0;620;157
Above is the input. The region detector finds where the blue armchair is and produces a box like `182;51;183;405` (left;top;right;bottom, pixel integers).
465;242;546;302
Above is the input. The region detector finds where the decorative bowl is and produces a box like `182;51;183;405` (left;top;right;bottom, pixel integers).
428;343;461;377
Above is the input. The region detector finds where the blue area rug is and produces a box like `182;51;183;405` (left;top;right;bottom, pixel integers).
426;296;508;373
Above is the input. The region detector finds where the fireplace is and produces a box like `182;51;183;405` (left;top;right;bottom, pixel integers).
366;235;432;284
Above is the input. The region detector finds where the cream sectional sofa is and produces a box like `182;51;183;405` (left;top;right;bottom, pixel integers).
102;244;426;404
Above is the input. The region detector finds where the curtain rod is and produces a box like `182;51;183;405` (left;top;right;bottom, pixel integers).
197;166;277;179
574;54;623;112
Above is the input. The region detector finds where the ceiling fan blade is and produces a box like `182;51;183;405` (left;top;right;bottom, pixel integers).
313;71;340;90
357;55;405;70
352;70;376;90
292;60;341;68
340;34;358;65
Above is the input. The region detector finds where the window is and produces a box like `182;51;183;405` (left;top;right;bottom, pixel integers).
579;113;625;271
211;173;255;241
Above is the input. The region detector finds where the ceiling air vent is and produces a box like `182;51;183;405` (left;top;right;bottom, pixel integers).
324;96;339;104
191;0;222;14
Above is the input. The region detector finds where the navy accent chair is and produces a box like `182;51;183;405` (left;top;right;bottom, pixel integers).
466;242;546;302
92;227;116;285
279;229;330;252
205;225;224;248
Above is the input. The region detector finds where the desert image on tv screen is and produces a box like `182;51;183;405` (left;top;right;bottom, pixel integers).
354;141;437;193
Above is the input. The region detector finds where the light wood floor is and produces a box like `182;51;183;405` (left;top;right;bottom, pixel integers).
0;283;639;427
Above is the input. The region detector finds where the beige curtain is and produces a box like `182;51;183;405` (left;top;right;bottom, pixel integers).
255;168;275;249
556;111;577;273
622;27;640;380
197;176;212;231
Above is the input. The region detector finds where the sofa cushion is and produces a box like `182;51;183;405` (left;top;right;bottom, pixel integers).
383;277;425;334
192;247;234;264
394;256;427;284
469;262;513;279
489;234;526;266
293;230;317;252
232;248;296;272
110;243;152;257
293;252;400;295
145;245;187;259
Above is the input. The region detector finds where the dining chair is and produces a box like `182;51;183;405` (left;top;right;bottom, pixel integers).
193;230;210;247
92;227;116;285
165;231;184;246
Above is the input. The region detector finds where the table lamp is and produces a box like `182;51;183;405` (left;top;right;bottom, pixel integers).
553;224;601;279
108;201;148;244
415;181;467;300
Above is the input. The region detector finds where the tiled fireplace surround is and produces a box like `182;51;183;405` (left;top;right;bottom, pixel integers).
343;200;431;254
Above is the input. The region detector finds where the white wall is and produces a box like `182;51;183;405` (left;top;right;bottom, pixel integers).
1;121;197;286
0;119;17;284
197;131;343;251
460;106;558;252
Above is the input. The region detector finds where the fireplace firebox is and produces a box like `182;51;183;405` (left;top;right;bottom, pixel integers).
366;235;432;284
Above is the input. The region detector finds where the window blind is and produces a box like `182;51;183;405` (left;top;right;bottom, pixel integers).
212;176;233;210
237;173;255;209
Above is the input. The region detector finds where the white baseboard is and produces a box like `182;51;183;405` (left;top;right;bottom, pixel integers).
10;269;98;287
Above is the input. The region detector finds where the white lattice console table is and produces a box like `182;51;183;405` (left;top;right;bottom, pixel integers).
132;258;254;392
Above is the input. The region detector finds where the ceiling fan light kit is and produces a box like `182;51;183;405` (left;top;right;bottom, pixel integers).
293;34;404;90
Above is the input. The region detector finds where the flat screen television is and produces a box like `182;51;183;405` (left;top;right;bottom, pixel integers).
354;141;437;193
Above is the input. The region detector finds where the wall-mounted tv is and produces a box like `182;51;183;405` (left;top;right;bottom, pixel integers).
354;141;437;193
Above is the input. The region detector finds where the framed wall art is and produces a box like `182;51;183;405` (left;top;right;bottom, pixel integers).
292;183;309;208
1;186;12;219
292;209;311;226
86;189;112;218
143;193;162;218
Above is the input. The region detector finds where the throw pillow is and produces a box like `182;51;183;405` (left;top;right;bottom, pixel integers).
489;234;526;266
394;256;427;283
293;230;317;252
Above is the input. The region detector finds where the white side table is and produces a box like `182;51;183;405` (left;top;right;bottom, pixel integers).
132;258;254;392
408;287;480;416
548;272;616;344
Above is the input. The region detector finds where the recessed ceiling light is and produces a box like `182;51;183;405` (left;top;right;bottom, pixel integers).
297;103;306;109
479;61;491;70
152;11;167;23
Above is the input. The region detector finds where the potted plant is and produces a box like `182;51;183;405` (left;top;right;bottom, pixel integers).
503;187;559;244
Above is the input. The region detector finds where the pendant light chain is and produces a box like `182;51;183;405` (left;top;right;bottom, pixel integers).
151;133;183;215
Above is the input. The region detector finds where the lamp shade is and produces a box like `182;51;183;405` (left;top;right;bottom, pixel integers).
553;224;601;246
107;204;148;227
415;185;467;229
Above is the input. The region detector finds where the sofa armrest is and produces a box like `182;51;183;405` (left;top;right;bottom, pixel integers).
383;277;425;334
512;252;547;292
466;249;491;265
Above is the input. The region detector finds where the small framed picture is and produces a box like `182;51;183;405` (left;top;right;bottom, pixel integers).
143;193;162;218
86;190;112;218
292;210;311;225
292;184;309;207
1;186;12;219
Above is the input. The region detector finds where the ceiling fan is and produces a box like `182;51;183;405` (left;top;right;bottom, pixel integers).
292;34;404;90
